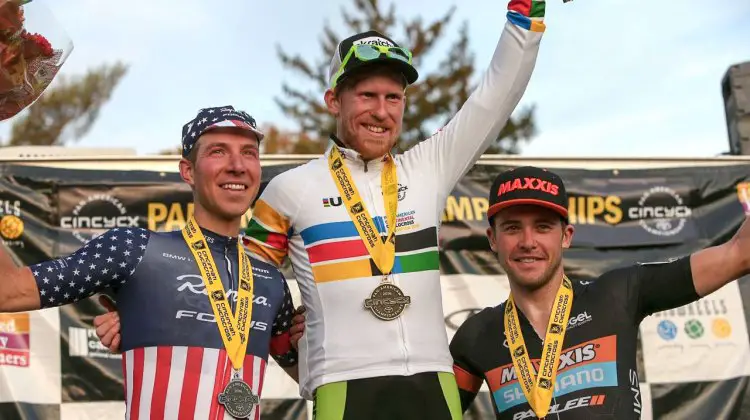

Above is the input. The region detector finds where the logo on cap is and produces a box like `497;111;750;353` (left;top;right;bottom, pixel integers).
497;177;559;198
353;37;394;47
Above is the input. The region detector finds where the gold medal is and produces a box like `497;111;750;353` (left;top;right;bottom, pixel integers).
364;275;411;320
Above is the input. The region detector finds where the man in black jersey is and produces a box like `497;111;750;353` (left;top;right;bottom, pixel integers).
448;166;750;420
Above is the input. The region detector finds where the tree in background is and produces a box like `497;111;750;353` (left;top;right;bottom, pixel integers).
274;0;537;154
1;62;128;147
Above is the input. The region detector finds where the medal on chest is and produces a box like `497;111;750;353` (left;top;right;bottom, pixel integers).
328;146;411;320
504;276;574;418
182;217;259;415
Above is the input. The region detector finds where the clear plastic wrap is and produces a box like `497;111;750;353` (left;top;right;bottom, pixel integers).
0;0;73;121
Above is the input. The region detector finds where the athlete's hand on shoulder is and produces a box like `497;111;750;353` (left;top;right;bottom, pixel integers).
290;305;306;351
93;295;122;354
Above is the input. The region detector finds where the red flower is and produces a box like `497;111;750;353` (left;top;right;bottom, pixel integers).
22;32;52;56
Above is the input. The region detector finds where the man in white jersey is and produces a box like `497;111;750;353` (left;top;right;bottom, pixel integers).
95;1;551;417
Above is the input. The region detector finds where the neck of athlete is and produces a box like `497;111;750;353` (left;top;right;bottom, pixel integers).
334;132;386;163
193;203;241;238
509;267;565;340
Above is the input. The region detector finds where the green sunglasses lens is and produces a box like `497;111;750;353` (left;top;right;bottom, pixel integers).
387;48;410;62
354;44;382;60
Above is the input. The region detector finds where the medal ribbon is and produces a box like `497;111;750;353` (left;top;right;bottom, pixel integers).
182;216;254;371
328;145;398;276
504;276;574;418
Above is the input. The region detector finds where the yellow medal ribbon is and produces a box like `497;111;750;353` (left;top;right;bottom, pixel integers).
504;276;574;418
327;145;398;276
182;216;254;371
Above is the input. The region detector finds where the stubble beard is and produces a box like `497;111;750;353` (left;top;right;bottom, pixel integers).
507;255;563;293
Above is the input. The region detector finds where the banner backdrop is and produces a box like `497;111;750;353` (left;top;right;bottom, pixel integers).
1;161;749;419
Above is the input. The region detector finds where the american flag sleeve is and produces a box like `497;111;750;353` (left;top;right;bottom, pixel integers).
30;227;150;309
269;275;298;368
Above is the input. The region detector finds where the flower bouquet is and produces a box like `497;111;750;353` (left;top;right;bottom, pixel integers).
0;0;72;121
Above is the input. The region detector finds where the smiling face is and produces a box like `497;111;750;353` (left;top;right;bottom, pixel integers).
324;65;406;161
487;204;575;291
179;127;261;223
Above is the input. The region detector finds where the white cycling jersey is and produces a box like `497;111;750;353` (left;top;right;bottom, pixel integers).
244;8;544;400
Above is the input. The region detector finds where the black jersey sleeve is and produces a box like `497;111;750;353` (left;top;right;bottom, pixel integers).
605;256;700;324
269;274;298;368
29;228;150;309
449;308;490;412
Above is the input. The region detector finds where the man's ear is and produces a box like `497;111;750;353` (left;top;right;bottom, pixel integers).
179;158;195;187
486;226;498;253
324;88;341;116
562;223;575;249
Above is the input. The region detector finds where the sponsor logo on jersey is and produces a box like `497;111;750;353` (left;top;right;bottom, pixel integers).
511;394;607;419
488;335;618;413
163;252;191;262
322;197;343;208
567;311;592;330
322;184;408;208
175;310;269;331
0;314;30;367
393;209;420;232
629;369;642;416
176;274;272;306
397;184;408;201
68;327;122;360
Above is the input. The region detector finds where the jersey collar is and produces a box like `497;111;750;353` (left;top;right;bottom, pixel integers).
327;134;390;172
200;226;239;252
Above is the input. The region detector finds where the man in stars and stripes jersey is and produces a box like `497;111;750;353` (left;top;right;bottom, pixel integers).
0;105;299;419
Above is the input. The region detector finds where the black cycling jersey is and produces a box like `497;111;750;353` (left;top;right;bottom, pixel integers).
450;257;699;420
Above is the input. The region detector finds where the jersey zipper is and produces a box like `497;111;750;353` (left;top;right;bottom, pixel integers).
366;172;409;370
397;279;409;372
224;242;235;313
223;242;235;381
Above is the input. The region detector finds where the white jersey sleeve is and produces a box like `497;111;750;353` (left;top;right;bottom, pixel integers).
401;2;546;208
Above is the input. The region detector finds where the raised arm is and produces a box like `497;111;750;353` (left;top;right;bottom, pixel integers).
0;227;149;313
404;0;547;199
690;215;750;297
597;216;750;324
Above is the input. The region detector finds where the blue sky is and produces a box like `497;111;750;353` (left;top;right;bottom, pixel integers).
2;0;749;157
